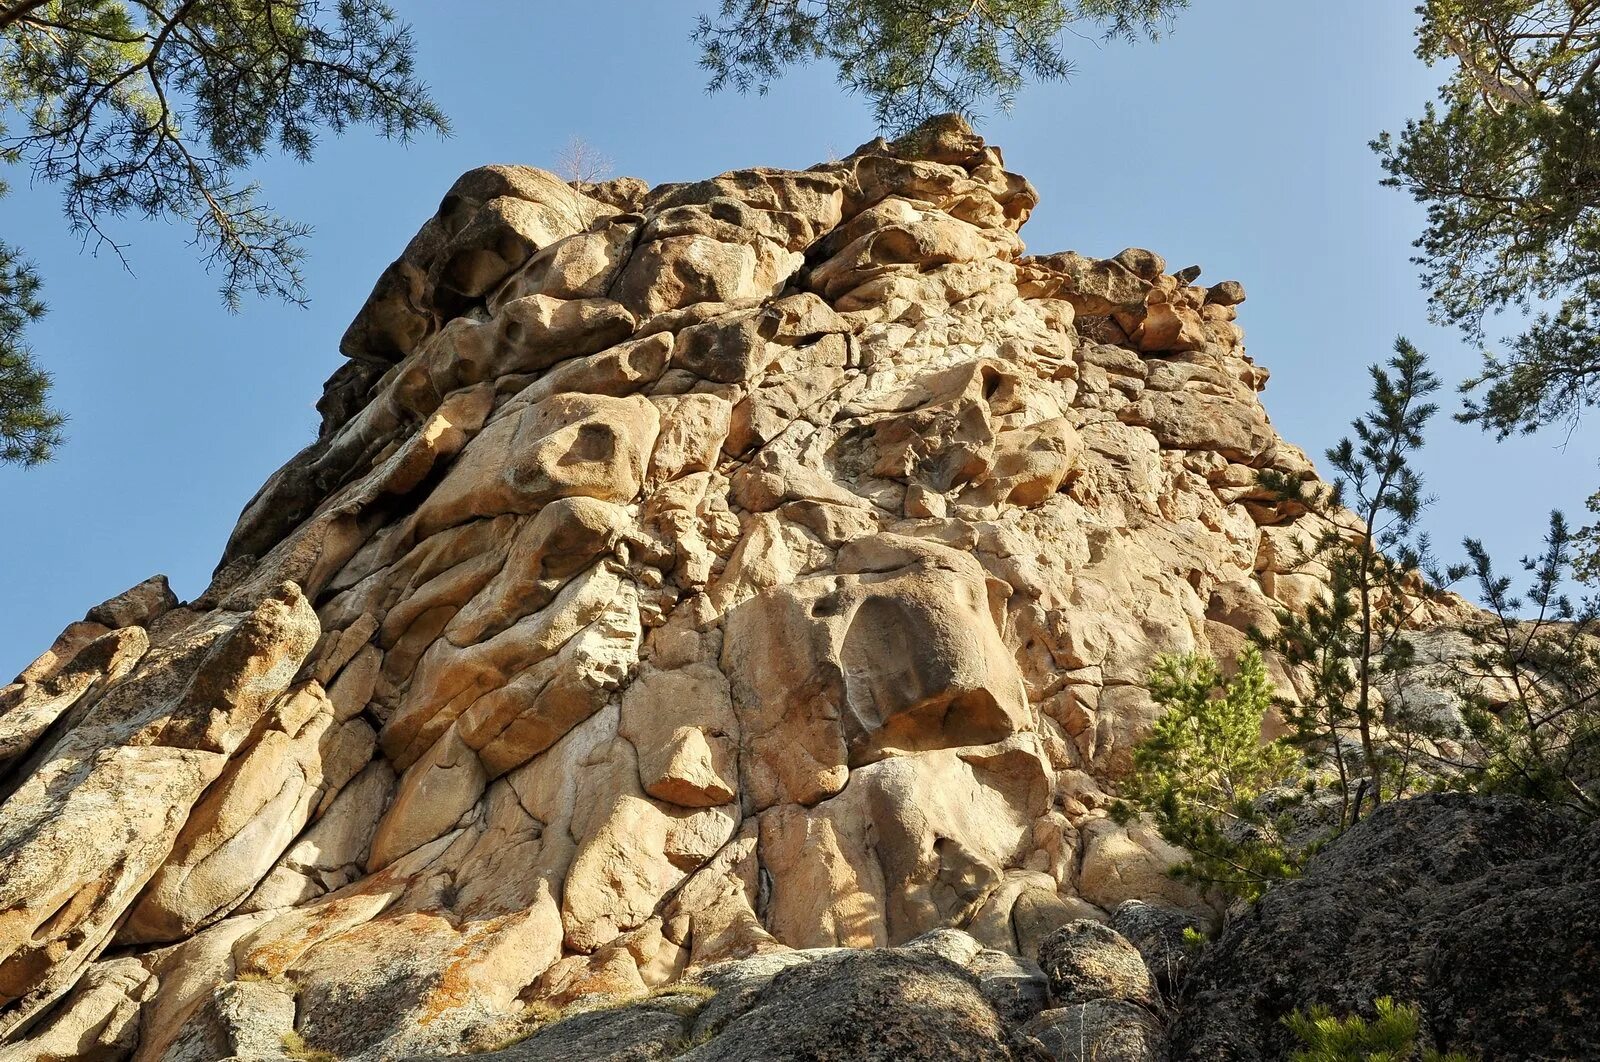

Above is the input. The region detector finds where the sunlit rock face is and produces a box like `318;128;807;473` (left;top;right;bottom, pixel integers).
0;116;1449;1060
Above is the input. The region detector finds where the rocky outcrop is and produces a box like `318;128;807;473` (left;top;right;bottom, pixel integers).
1171;794;1600;1061
0;115;1474;1059
1029;920;1167;1062
430;930;1047;1061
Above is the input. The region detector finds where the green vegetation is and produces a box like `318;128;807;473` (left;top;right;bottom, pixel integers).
1284;997;1471;1062
0;0;446;464
520;999;562;1025
281;1028;338;1062
647;982;719;1010
1455;512;1600;817
0;228;55;464
1122;338;1600;935
1262;339;1465;829
1375;2;1600;444
693;0;1189;131
1119;645;1301;901
1375;3;1600;578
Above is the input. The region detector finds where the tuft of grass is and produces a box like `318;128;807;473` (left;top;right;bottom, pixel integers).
471;984;722;1054
558;993;632;1018
676;1020;721;1054
647;985;717;1018
281;1029;338;1062
521;999;562;1025
474;1032;535;1055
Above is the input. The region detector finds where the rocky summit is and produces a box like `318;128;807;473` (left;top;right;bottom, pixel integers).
0;116;1568;1062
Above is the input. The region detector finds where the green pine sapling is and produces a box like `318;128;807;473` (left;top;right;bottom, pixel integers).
1455;512;1600;817
1261;339;1466;829
1119;645;1301;902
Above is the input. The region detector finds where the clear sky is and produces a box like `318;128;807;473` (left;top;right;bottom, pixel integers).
3;1;1596;678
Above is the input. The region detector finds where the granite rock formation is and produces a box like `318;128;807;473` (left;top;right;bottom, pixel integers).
0;116;1472;1060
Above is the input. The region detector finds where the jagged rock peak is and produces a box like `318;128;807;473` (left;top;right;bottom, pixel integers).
2;115;1414;1059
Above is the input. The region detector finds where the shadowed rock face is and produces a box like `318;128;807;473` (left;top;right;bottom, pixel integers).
0;115;1478;1060
1171;794;1600;1062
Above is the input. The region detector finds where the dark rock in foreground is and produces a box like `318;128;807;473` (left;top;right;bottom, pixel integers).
463;947;1031;1061
1170;793;1600;1061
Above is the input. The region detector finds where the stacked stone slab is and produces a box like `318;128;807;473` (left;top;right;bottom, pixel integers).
0;116;1469;1060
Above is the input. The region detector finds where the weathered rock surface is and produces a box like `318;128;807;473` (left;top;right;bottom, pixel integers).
454;938;1030;1062
1023;1001;1165;1062
1037;921;1156;1009
1171;794;1600;1061
1110;899;1204;996
0;115;1486;1059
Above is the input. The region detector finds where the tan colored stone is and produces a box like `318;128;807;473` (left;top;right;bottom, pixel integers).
620;662;738;807
242;759;396;911
648;392;733;484
446;495;631;646
616;235;767;317
724;536;1029;809
433;178;609;299
1076;816;1211;918
10;620;112;686
397;295;635;413
0;626;146;771
0;957;153;1062
560;737;736;954
963;416;1082;507
0;745;223;1024
455;572;641;778
367;725;486;871
413;392;660;536
122;685;375;943
85;574;178;629
0;585;317;1034
490;219;638;307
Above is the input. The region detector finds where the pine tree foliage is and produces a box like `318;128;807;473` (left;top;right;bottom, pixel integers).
1454;512;1600;816
1119;645;1302;902
0;217;60;465
1284;997;1471;1062
1373;1;1600;440
0;0;446;465
1262;339;1466;829
693;0;1189;132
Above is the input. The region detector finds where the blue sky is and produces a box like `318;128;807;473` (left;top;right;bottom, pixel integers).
4;1;1596;678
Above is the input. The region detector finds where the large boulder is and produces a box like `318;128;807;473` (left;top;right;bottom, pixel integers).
680;949;1016;1061
1111;900;1206;996
461;1001;695;1061
1037;921;1156;1009
453;940;1032;1062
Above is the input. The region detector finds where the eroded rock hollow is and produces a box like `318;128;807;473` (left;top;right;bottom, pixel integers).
1;116;1407;1059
